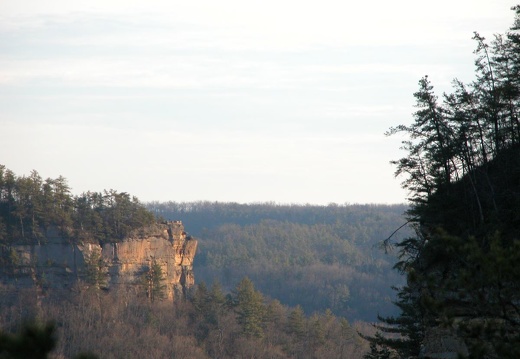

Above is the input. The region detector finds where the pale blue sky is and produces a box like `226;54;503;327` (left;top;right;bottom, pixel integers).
0;1;516;204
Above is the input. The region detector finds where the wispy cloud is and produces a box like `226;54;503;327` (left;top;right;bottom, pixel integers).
0;1;514;204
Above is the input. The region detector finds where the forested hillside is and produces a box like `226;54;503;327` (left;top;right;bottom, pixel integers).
147;201;410;321
368;6;520;358
0;167;382;358
1;279;369;358
0;165;411;322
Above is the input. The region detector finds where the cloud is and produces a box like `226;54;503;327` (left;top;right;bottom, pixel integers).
0;1;513;204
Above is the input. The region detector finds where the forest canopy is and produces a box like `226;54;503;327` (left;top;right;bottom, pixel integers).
0;165;155;246
147;201;410;321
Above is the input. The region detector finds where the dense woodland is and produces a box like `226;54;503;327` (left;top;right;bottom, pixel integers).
147;201;409;321
368;6;520;359
0;165;155;247
0;278;370;358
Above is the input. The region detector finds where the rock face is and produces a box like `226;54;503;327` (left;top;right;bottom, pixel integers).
2;221;197;300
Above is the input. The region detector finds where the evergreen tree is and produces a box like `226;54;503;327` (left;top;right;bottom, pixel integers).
308;314;326;350
0;165;156;246
376;5;520;358
233;277;265;338
287;305;306;339
84;250;108;290
0;322;56;359
145;257;166;302
207;281;227;325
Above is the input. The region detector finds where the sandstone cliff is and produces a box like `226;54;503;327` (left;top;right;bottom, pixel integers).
1;221;197;300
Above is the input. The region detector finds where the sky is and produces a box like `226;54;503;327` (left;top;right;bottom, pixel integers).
0;1;516;205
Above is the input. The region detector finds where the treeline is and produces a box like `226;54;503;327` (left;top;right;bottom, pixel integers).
147;201;410;321
148;201;406;237
0;165;154;246
387;13;520;238
0;279;368;358
370;5;520;358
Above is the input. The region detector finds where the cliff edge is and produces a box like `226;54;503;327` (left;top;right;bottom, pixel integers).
1;221;197;300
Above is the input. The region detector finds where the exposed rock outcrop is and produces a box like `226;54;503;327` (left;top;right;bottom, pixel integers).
1;221;197;300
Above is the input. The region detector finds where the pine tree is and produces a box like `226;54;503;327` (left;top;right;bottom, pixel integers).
378;6;520;357
0;322;56;359
84;250;108;290
145;257;166;303
233;277;265;338
287;305;306;339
